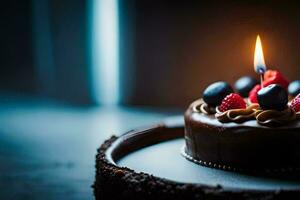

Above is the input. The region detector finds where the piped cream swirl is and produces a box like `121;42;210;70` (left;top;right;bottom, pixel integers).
215;104;260;123
255;108;300;127
192;99;300;127
215;104;300;127
192;100;216;115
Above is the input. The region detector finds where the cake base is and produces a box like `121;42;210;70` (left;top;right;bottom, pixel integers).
94;117;300;200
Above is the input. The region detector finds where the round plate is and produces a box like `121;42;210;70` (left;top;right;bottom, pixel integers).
94;117;300;199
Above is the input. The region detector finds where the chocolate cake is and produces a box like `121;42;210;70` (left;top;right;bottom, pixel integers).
184;99;300;172
183;71;300;172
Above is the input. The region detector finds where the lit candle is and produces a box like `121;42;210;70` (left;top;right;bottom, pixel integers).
254;35;267;88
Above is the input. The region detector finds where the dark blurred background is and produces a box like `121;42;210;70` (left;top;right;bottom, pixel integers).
1;0;300;108
1;0;300;199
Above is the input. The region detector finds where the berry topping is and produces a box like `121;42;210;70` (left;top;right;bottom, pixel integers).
263;70;289;89
203;81;233;107
249;84;262;103
219;93;246;112
288;80;300;97
257;84;288;111
234;76;259;97
290;94;300;112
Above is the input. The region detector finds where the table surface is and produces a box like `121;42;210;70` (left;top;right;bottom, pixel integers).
0;96;178;200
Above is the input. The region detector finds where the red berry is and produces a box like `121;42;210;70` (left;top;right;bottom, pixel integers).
249;84;262;103
290;94;300;112
263;70;289;89
219;93;246;112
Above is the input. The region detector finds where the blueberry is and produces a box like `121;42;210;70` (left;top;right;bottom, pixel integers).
234;76;258;97
257;84;288;111
288;80;300;97
203;81;233;107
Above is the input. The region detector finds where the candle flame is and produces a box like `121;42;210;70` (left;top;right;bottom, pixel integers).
254;35;266;74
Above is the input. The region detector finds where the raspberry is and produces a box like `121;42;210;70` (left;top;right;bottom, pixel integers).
249;84;261;103
263;70;289;89
290;94;300;112
219;93;246;112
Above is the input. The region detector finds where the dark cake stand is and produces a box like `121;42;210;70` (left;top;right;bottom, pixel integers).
94;116;300;200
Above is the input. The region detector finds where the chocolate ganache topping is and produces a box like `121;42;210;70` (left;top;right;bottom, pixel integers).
194;99;300;127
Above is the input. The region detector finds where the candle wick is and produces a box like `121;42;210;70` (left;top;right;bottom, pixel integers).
257;68;265;88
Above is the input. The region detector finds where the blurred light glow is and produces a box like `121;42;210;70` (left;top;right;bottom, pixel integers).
92;0;119;105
